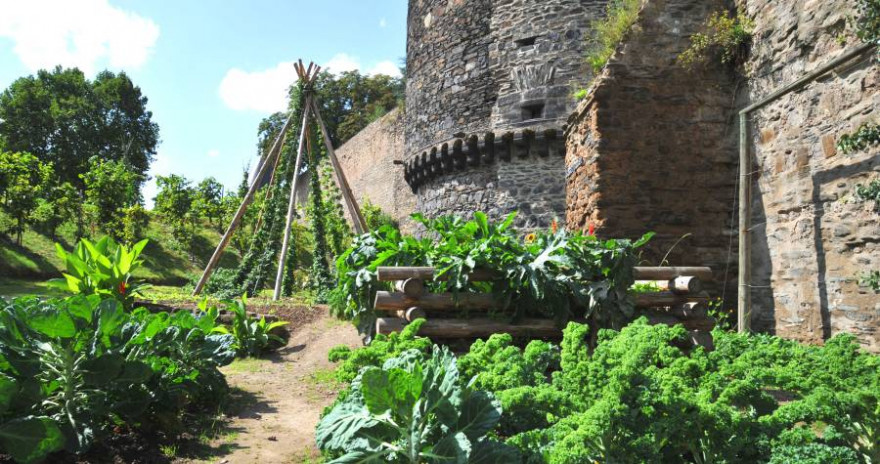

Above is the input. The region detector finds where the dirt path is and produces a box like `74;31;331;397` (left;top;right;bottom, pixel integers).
190;310;361;463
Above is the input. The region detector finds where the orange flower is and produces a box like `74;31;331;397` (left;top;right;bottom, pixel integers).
588;223;595;236
551;218;558;234
118;281;127;295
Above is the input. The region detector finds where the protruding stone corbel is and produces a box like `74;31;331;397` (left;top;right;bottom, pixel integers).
441;143;453;173
500;132;514;161
466;135;480;167
452;139;465;169
482;132;495;164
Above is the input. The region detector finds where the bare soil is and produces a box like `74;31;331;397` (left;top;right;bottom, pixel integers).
182;307;361;463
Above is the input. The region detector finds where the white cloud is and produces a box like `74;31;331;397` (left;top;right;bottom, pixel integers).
218;61;297;113
368;60;402;78
207;149;220;158
323;53;360;74
379;18;387;28
219;54;401;113
0;0;159;74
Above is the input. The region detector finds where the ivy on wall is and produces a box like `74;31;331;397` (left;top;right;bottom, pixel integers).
856;0;880;44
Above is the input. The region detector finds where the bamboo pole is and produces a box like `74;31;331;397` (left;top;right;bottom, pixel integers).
309;98;368;234
738;112;751;333
193;114;294;295
272;95;312;300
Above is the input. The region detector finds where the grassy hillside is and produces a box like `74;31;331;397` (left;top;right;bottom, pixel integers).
0;211;242;285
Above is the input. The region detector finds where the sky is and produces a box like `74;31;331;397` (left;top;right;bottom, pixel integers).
0;0;407;208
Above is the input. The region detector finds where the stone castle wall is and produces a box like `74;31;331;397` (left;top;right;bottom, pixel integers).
404;0;606;227
738;0;880;350
334;109;417;231
565;0;739;296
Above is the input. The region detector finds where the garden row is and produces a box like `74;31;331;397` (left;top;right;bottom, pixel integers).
0;237;288;463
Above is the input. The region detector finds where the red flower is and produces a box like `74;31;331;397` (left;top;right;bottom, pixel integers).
551;218;558;234
118;281;127;295
588;223;595;236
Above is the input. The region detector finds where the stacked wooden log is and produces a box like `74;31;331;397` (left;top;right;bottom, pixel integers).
373;266;716;343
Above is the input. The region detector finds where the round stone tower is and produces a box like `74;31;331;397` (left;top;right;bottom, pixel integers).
403;0;608;228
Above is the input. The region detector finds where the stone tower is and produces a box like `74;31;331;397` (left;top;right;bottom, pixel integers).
403;0;608;228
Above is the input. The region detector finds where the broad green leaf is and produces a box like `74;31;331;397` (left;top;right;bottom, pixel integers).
0;373;18;415
28;308;76;338
427;431;471;462
316;402;383;451
117;360;153;383
82;353;124;386
0;416;64;464
457;391;502;440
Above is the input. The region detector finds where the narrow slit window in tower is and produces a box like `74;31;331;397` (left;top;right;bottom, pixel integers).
522;103;544;121
515;36;538;47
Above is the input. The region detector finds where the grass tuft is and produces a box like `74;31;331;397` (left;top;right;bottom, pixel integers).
586;0;643;74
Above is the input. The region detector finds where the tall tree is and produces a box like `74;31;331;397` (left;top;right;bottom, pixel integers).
193;176;225;230
0;67;159;189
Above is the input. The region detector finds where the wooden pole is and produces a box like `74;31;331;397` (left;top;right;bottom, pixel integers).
738;112;751;333
309;98;369;234
193;114;294;295
376;317;562;338
272;95;312;300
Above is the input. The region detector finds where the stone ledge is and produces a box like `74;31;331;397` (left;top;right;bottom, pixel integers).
403;127;565;190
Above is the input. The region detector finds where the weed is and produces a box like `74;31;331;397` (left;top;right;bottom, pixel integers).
586;0;643;74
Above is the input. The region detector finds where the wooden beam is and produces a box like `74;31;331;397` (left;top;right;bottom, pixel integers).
272;95;312;300
309;98;369;234
394;278;426;298
376;266;497;282
193;114;294;295
374;291;496;311
376;317;562;338
634;276;702;295
633;267;713;281
634;291;710;308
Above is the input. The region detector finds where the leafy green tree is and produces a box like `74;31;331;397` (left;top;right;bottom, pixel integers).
194;176;225;230
80;157;142;240
0;67;159;189
0;151;53;243
153;174;194;246
30;181;81;239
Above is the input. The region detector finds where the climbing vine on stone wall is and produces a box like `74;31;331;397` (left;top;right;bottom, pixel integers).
856;0;880;45
837;122;880;154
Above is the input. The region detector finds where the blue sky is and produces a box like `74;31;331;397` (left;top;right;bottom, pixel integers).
0;0;407;207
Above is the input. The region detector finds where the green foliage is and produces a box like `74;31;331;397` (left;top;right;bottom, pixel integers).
49;237;150;309
120;203;150;245
80;157;143;241
0;294;235;461
586;0;643;74
678;10;754;70
202;267;242;300
837;122;880;155
307;130;334;302
0;151;53;244
860;270;880;292
333;212;652;336
327;319;432;384
0;67;159;189
153;174;195;248
193;176;226;231
29;181;81;239
856;0;880;45
213;296;288;357
362;198;398;230
854;178;880;211
316;346;517;463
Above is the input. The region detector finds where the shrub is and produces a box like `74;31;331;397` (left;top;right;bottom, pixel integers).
586;0;643;74
678;10;754;70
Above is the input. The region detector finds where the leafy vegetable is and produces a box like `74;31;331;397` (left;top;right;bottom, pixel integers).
212;295;288;357
48;237;150;309
333;212;652;336
0;294;235;461
317;346;518;463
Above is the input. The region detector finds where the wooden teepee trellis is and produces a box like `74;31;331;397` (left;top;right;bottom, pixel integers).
192;60;368;300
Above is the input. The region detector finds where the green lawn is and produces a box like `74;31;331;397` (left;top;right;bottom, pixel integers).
0;211;242;285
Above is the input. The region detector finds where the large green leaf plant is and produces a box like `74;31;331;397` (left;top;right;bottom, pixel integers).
317;346;518;463
49;237;150;309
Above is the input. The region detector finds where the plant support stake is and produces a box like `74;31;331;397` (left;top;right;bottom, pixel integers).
736;42;875;333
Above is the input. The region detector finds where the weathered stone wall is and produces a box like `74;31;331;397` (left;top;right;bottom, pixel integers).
405;0;605;226
334;109;417;231
565;0;739;295
738;0;880;350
